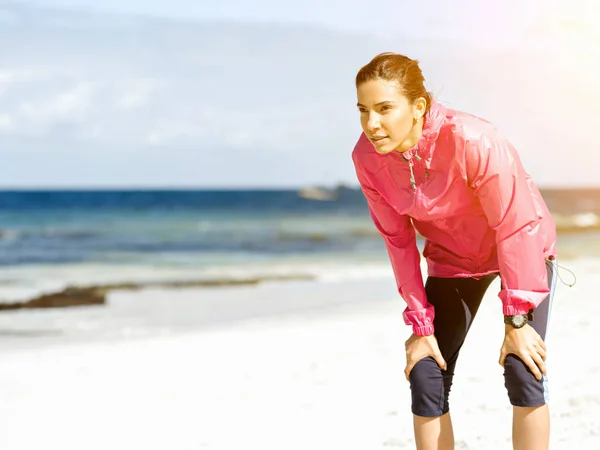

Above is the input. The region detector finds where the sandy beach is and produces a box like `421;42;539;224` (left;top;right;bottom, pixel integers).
0;257;598;450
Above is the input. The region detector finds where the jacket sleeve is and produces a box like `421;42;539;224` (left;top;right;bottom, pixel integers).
466;133;550;315
354;160;434;335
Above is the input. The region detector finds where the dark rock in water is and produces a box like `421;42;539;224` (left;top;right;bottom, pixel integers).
0;273;315;311
98;274;315;290
0;287;106;311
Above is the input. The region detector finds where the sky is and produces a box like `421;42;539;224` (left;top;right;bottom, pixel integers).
7;0;550;42
1;0;600;188
15;0;599;41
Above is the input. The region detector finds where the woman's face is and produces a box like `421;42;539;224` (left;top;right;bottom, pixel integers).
356;79;423;154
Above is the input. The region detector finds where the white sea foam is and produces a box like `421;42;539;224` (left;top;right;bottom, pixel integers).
0;257;396;304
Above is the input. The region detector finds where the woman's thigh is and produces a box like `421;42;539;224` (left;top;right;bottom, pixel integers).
409;274;497;417
426;274;498;364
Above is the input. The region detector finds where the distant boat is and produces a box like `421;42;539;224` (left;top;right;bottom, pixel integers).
297;186;339;201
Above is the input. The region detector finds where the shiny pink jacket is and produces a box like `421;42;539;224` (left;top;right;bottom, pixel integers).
352;100;557;336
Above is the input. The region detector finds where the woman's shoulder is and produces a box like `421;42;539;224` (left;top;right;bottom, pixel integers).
435;106;517;179
441;106;502;144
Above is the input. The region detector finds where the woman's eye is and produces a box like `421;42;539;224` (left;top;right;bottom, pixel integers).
381;106;392;111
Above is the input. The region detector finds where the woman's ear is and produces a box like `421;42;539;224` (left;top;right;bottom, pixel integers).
413;97;427;120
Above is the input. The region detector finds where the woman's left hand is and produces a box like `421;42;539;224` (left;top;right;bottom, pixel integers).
499;323;547;380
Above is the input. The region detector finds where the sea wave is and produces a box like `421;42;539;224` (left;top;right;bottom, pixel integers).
0;258;394;304
0;211;598;270
0;228;101;241
0;229;18;240
554;213;600;233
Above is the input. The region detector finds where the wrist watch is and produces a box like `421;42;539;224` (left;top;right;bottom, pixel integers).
504;309;534;329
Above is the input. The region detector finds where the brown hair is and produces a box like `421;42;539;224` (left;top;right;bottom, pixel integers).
355;52;433;114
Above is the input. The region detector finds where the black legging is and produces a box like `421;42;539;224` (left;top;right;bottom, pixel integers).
409;258;556;417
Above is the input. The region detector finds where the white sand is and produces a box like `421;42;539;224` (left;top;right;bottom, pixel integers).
0;258;598;449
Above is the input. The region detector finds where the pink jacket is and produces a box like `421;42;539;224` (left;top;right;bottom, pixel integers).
352;100;557;336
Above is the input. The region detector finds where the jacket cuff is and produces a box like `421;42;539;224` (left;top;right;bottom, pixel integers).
502;303;532;315
412;323;435;336
499;288;549;315
403;305;435;336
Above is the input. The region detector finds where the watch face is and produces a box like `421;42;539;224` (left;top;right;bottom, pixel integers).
513;315;526;327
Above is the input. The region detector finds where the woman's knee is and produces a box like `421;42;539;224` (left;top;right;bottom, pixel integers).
503;354;549;407
409;357;454;417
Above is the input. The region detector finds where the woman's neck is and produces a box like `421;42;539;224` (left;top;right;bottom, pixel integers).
396;119;425;153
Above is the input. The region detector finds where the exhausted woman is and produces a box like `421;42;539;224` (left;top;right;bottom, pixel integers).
352;52;558;450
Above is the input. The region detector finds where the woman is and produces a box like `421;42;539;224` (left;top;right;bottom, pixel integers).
352;52;558;450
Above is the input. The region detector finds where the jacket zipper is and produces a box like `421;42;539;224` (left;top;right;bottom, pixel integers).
409;156;426;218
408;159;417;190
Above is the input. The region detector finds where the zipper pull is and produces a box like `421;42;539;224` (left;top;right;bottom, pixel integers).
409;159;416;190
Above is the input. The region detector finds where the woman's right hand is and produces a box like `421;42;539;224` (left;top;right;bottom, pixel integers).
404;333;447;380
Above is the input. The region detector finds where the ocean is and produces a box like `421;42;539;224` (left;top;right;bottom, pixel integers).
0;188;598;304
0;188;380;267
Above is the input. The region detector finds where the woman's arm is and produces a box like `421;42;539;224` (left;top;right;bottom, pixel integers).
466;132;550;315
353;158;434;336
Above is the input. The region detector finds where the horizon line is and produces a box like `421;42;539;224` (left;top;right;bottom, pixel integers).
0;184;598;191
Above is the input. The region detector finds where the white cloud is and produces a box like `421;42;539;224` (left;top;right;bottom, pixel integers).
145;121;206;146
0;67;56;84
0;113;14;131
19;81;95;120
53;81;96;115
0;71;15;84
117;78;158;109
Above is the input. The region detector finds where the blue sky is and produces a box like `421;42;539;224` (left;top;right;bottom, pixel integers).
15;0;544;41
2;0;599;188
18;0;597;40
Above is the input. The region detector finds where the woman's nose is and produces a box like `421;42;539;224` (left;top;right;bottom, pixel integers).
367;113;380;130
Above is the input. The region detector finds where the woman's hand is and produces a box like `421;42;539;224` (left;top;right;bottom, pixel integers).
404;333;447;380
499;323;547;380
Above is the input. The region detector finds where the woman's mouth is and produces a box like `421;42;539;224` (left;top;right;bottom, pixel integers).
371;136;389;145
